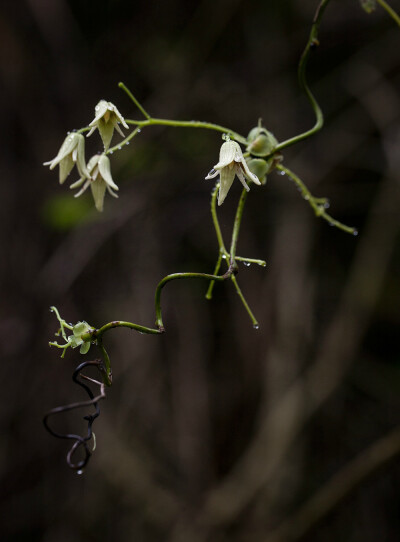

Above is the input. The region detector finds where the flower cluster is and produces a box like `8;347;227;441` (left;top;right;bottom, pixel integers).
44;101;127;212
48;306;94;358
45;98;273;210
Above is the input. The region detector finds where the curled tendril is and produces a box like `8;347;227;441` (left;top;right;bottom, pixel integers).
43;359;107;472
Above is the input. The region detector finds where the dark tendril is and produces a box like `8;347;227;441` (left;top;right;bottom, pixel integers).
43;359;107;471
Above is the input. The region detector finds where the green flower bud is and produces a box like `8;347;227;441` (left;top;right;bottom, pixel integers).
246;127;278;157
69;321;93;354
246;158;270;185
360;0;376;14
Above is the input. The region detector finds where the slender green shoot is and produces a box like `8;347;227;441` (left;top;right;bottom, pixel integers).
273;0;331;155
277;164;358;235
376;0;400;27
119;81;151;119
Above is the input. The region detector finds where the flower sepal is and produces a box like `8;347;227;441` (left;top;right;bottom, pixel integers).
44;133;90;184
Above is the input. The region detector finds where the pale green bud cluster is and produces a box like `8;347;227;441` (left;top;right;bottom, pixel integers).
49;306;94;358
360;0;376;13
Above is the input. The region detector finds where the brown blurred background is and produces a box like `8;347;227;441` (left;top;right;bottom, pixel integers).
1;0;400;541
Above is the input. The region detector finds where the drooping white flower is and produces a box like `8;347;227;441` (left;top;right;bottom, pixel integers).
43;132;90;184
205;140;261;205
86;100;129;150
70;154;119;212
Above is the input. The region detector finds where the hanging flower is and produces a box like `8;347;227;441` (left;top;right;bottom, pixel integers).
205;140;261;205
70;154;119;212
43;132;90;184
86;100;129;150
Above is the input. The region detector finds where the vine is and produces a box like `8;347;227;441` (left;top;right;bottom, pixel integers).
43;0;400;471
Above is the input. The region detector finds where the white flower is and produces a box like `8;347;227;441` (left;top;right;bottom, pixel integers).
205;140;261;205
87;100;129;150
70;154;119;212
43;133;90;184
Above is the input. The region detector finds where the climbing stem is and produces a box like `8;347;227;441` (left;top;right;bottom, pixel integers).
82;321;162;343
124;117;247;145
206;253;223;300
119;81;151;119
107;126;141;155
273;0;331;155
155;267;236;331
231;276;259;328
277;164;358;235
229;188;248;267
97;340;113;387
376;0;400;27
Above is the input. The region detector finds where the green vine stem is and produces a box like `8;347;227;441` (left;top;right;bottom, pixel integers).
97;340;113;386
118;82;151;119
82;320;162;343
154;266;237;331
115;0;332;161
376;0;400;27
47;0;391;384
206;184;261;328
229;188;248;267
125;117;247;145
106;125;142;155
277;163;358;235
272;0;330;156
119;82;247;145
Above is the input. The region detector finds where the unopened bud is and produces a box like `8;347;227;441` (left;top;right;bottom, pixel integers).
246;127;278;157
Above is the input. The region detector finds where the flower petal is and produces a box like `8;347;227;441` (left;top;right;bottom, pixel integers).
90;178;107;212
113;118;125;137
75;135;91;179
97;118;115;150
218;166;236;206
89;100;110;126
44;133;80;170
80;341;91;354
106;185;119;198
98;155;119;191
234;164;250;191
109;102;129;129
59;155;74;184
69;177;86;189
73;179;91;198
214;140;238;169
238;156;261;185
205;168;219;180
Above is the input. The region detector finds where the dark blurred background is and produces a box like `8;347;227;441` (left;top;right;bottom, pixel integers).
1;0;400;541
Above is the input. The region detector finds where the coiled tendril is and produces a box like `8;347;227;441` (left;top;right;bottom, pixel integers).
43;359;108;472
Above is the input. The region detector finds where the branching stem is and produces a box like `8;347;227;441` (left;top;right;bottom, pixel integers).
277;164;358;235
